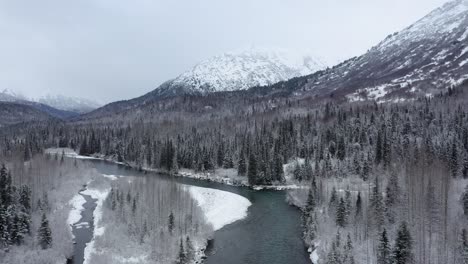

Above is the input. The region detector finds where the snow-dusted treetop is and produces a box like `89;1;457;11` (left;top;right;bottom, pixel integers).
154;49;328;96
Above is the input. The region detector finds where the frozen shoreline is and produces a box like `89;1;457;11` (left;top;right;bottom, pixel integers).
45;148;308;191
67;193;87;239
81;187;110;264
186;185;252;231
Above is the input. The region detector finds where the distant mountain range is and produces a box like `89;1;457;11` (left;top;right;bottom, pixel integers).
79;49;328;120
80;1;468;121
2;0;468;126
254;0;468;102
0;89;102;126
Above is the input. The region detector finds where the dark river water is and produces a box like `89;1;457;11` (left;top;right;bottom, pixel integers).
72;159;311;264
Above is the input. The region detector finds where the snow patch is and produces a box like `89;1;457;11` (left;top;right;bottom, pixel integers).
101;174;119;181
82;188;110;264
67;194;86;237
460;58;468;67
186;186;251;231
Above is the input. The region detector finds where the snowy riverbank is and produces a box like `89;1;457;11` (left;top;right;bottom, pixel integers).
63;160;252;264
45;148;308;191
81;187;110;264
67;193;87;239
186;185;252;231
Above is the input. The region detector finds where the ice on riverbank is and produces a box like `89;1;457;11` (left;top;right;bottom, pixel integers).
45;148;100;160
81;187;110;264
67;194;86;237
186;186;252;231
102;174;119;180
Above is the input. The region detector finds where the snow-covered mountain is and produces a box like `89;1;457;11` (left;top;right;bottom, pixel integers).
38;95;102;113
260;0;468;102
0;89;27;102
150;49;327;97
0;89;101;113
81;49;327;120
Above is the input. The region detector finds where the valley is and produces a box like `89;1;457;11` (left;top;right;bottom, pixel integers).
1;1;468;264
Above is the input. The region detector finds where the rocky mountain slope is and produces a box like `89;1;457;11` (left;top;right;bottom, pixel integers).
79;0;468;122
258;0;468;102
150;49;326;97
80;49;326;119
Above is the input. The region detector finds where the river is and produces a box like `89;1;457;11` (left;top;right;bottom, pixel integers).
71;159;311;264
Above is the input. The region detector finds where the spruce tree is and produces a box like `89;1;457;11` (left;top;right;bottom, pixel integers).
238;153;247;176
185;236;195;261
463;184;468;217
385;173;400;224
377;229;391;264
370;177;385;231
460;229;468;264
393;222;413;264
38;213;52;249
176;238;187;264
168;212;175;234
375;130;383;164
343;233;355;264
450;140;459;178
305;188;316;217
355;192;362;223
336;197;347;228
330;187;338;208
248;152;257;185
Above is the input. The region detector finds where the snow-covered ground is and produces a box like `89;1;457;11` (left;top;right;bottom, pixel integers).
67;194;86;238
178;168;248;187
45;148;101;160
186;186;252;231
81;187;110;264
46;148;308;190
178;168;307;190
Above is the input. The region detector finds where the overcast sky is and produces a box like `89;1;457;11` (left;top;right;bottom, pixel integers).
0;0;449;103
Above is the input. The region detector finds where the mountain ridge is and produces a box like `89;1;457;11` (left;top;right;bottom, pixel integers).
255;0;468;102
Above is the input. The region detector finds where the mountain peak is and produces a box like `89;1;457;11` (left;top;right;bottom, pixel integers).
154;48;327;96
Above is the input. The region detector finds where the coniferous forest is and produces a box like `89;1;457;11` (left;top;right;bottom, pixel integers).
1;1;468;262
1;81;468;263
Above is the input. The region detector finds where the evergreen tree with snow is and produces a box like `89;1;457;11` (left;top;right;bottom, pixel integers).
305;187;317;217
392;222;413;264
385;172;400;224
370;177;385;231
450;140;459;178
343;233;355;264
185;236;195;261
336;197;347;228
345;187;352;220
463;184;468;217
330;187;338;208
463;155;468;179
168;212;175;234
238;151;246;176
176;238;187;264
248;152;258;185
460;229;468;264
377;229;391;264
38;213;52;249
